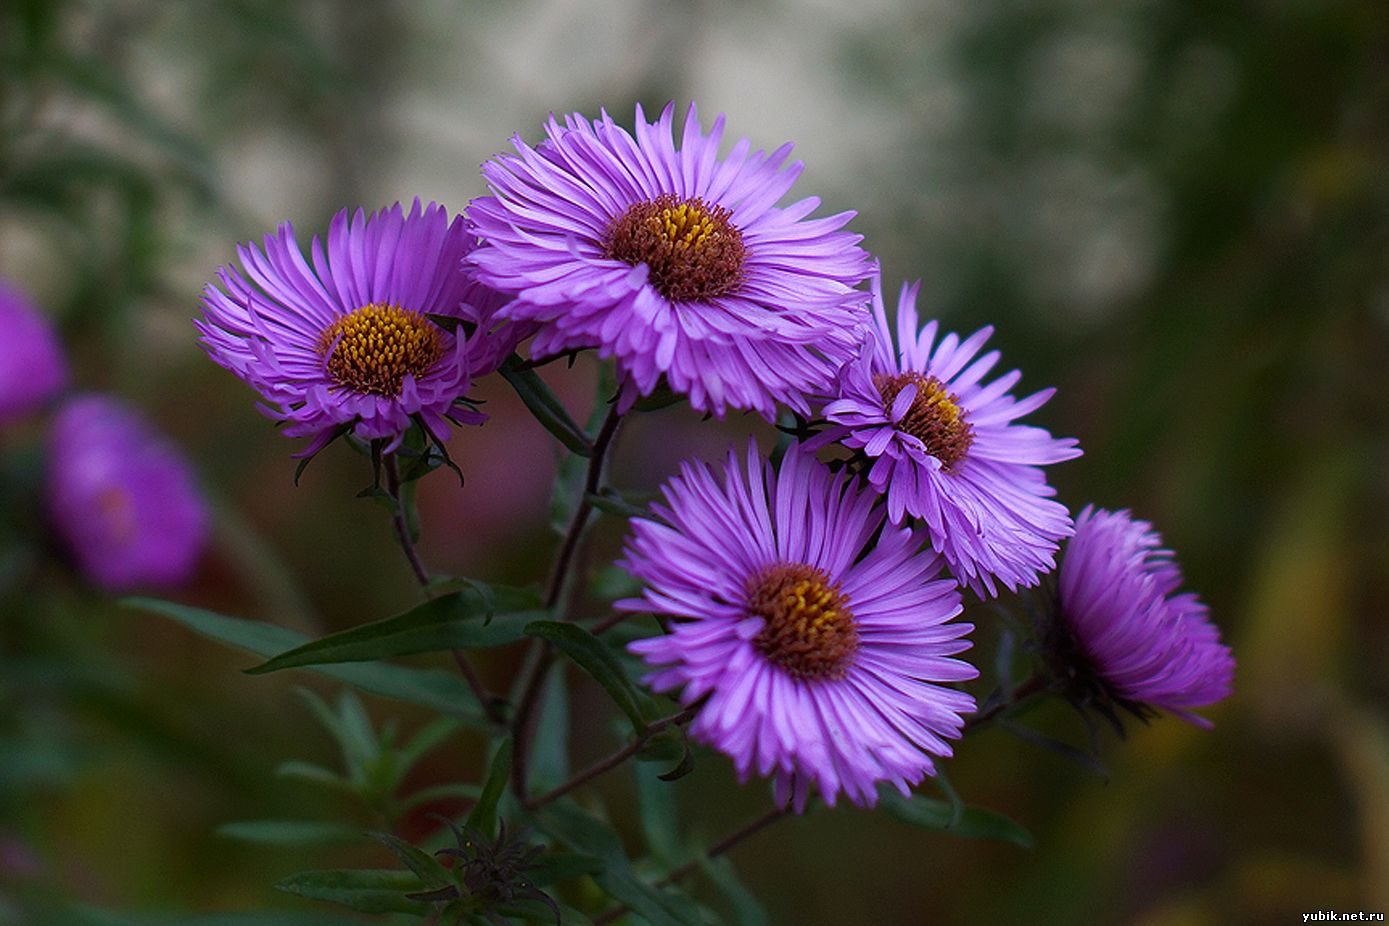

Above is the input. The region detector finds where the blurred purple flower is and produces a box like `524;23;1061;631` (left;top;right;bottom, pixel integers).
197;200;509;457
1053;505;1234;727
619;442;976;811
47;395;207;591
0;280;67;427
467;102;873;419
819;274;1081;597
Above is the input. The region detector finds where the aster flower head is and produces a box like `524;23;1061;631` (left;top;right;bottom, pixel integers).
0;280;68;427
618;441;977;812
1049;505;1234;728
820;273;1082;597
468;102;874;420
197;200;507;457
47;395;208;591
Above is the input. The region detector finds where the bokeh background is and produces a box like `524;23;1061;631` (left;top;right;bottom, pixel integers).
2;0;1387;923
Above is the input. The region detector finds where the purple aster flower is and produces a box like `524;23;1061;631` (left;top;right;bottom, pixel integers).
467;103;873;419
1050;505;1234;728
0;280;68;427
197;200;507;457
819;274;1082;597
618;441;977;811
47;395;208;591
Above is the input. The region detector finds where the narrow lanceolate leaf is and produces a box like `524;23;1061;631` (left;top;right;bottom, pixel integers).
878;790;1035;849
634;757;683;866
584;489;653;522
247;585;543;674
126;598;487;725
273;869;429;915
525;621;660;733
464;737;512;838
499;355;592;456
699;857;769;926
69;909;349;926
369;832;453;890
528;663;571;793
215;820;363;847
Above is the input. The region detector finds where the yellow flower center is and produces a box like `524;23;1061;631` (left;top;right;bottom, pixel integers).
748;563;857;681
317;303;444;397
874;371;974;472
604;194;746;301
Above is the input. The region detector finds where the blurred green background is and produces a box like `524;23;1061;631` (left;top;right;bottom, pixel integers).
2;0;1386;923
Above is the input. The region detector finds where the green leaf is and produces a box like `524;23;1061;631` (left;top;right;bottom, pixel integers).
1000;719;1109;779
525;621;659;733
878;790;1035;848
527;850;605;887
370;832;453;890
699;857;768;926
548;362;617;536
247;586;543;674
465;737;512;838
528;663;571;793
500;356;593;457
634;757;683;866
275;761;353;793
67;908;348;926
584;490;652;522
296;689;376;782
214;820;363;847
273;868;430;915
396;716;462;781
126;598;489;725
536;803;702;926
655;743;695;782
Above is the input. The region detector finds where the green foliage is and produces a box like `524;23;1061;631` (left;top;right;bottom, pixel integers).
500;356;594;457
215;820;363;847
878;790;1035;849
536;802;704;926
247;584;543;674
277;689;462;822
274;868;430;915
64;912;349;926
370;831;454;890
127;598;492;725
525;622;663;734
697;857;768;926
465;738;513;838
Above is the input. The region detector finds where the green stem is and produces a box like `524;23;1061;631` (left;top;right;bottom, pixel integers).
511;404;624;798
963;671;1052;735
592;805;790;925
525;704;698;810
383;453;504;725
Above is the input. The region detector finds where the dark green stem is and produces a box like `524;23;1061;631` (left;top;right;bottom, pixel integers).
512;404;624;798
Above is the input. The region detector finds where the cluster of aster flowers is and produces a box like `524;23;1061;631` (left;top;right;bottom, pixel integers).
0;281;207;592
196;102;1234;816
